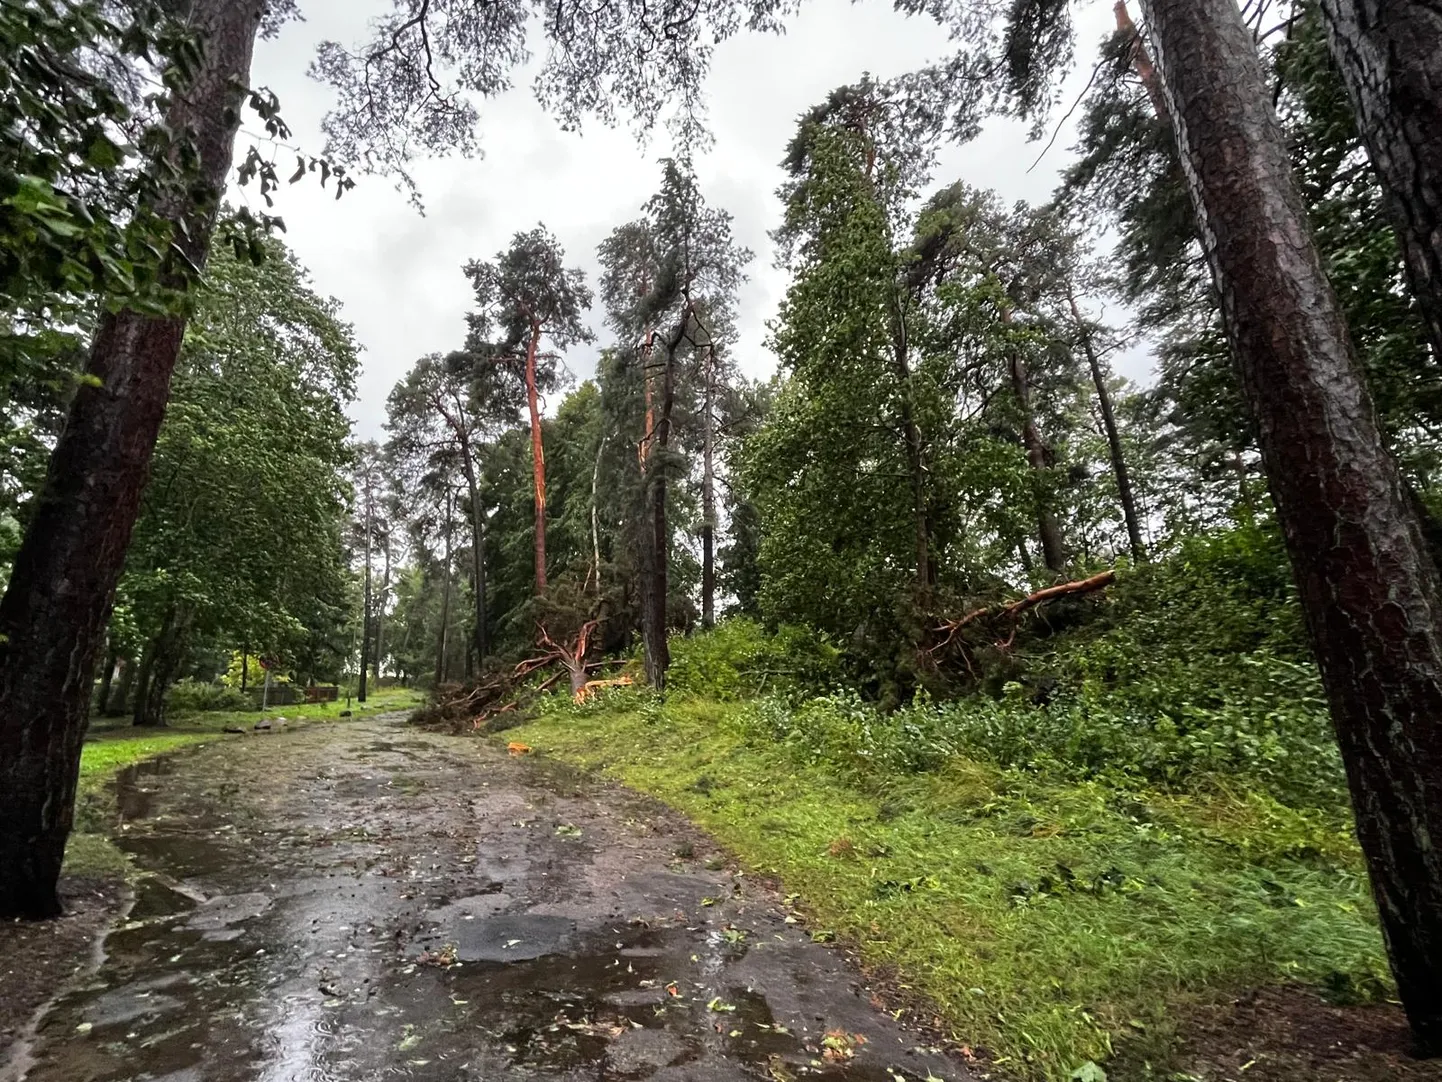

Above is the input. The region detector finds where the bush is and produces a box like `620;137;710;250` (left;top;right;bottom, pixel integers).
166;679;250;714
740;660;1344;810
666;618;842;700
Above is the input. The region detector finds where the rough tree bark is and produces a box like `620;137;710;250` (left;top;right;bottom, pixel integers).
1318;0;1442;361
524;317;549;594
1067;285;1146;562
0;0;265;919
1143;0;1442;1051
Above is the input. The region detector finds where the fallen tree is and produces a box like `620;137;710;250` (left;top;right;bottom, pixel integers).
931;570;1118;657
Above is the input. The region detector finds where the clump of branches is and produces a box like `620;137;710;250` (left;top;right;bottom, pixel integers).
925;570;1117;677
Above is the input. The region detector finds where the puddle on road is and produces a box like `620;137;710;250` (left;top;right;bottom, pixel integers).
115;758;173;822
18;729;960;1082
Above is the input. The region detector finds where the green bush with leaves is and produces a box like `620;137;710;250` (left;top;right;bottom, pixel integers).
165;679;250;714
665;618;843;700
734;520;1344;809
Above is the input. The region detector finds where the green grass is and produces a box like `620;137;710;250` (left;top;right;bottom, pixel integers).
64;685;424;875
506;695;1390;1082
85;684;424;739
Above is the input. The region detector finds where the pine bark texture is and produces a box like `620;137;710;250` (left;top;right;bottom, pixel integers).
0;0;265;919
1143;0;1442;1050
1318;0;1442;361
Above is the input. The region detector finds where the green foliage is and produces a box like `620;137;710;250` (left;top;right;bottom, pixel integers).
666;619;842;700
165;679;250;714
113;225;359;703
739;519;1341;809
0;1;184;327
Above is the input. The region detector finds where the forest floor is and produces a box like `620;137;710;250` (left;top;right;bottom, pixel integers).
0;712;979;1082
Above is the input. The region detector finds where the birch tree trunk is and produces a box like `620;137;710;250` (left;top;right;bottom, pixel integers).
0;0;266;919
1143;0;1442;1050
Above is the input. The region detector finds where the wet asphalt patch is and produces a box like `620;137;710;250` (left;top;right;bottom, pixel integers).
8;715;979;1082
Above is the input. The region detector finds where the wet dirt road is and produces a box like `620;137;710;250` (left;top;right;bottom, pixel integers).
10;715;978;1082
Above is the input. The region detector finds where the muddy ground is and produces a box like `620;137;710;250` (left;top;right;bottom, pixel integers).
0;715;978;1082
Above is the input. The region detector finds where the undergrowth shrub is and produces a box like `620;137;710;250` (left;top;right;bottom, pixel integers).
166;679;250;714
667;618;842;700
740;666;1344;809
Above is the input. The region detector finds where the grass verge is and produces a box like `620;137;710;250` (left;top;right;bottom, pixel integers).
504;694;1390;1082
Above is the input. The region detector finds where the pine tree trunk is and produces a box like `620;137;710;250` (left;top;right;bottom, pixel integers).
1143;0;1442;1051
524;319;549;594
1318;1;1442;362
1067;286;1147;562
458;442;488;663
1115;1;1171;123
1005;337;1067;572
435;494;453;688
641;340;677;690
358;491;372;703
377;541;390;685
590;439;604;594
701;346;717;629
0;0;264;920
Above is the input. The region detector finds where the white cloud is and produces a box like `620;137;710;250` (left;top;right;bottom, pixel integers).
238;0;1145;439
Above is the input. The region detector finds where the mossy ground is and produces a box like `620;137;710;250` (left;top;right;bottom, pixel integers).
65;686;423;875
505;695;1390;1081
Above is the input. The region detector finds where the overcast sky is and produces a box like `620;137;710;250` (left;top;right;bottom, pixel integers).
237;0;1139;438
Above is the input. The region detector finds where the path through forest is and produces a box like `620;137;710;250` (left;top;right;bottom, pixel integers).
5;716;974;1082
